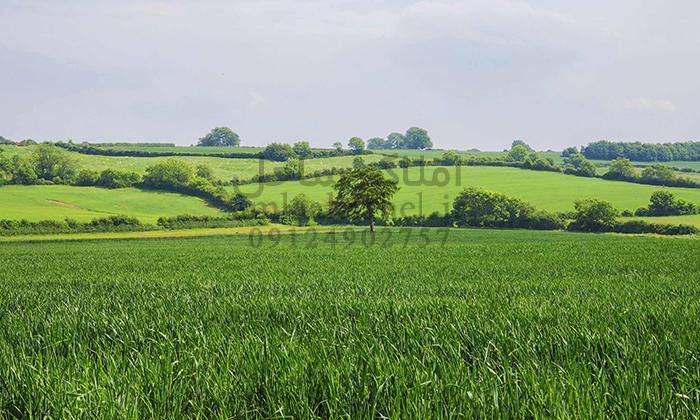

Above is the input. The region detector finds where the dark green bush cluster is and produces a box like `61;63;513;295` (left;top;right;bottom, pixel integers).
603;158;700;188
451;187;565;230
634;191;699;216
0;215;145;236
259;143;370;162
612;220;698;235
0;144;78;185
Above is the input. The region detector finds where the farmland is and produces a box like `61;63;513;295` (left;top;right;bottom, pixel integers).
0;145;387;182
234;165;700;215
0;185;223;223
1;229;699;418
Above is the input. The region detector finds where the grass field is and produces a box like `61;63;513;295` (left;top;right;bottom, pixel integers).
234;165;700;215
0;145;387;182
1;228;699;417
92;145;266;155
0;185;224;223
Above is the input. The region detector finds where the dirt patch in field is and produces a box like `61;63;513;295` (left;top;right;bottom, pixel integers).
47;199;81;209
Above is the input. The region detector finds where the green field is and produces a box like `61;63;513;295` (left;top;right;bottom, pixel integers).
1;229;699;417
0;145;387;182
92;145;266;155
0;185;223;223
234;165;700;215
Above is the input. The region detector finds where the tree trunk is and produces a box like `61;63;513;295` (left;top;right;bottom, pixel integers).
369;215;375;232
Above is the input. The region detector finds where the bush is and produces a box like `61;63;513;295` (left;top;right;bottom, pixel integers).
281;194;322;226
74;169;100;186
613;220;698;235
567;199;619;232
96;169;141;189
452;187;562;230
261;143;296;161
634;191;698;216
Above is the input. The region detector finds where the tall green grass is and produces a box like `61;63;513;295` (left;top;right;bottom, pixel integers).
1;229;699;417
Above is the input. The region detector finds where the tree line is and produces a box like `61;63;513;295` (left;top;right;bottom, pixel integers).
580;140;700;162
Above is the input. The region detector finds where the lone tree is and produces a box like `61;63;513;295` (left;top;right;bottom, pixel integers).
348;137;365;154
198;127;240;147
330;167;398;232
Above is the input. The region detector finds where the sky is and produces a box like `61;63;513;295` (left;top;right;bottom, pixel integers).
1;0;699;150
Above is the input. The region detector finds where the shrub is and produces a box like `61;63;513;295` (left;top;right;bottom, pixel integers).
96;169;141;189
261;143;296;161
74;169;100;186
634;191;698;216
281;194;322;226
613;220;698;235
567;199;619;232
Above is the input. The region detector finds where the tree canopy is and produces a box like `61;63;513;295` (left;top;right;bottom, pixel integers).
330;167;399;232
197;127;241;147
348;137;365;154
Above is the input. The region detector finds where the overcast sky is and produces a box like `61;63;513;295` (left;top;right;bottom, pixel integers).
1;0;699;150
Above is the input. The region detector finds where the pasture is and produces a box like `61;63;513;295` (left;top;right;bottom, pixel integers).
0;145;387;182
1;229;699;417
0;185;223;223
234;165;700;215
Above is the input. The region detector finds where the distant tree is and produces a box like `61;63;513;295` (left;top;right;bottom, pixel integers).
282;193;322;226
367;137;386;150
641;165;676;183
330;167;399;232
636;191;698;216
352;156;365;168
261;143;296;161
195;164;214;180
511;140;533;152
398;156;411;168
385;132;405;149
292;141;313;158
17;139;37;146
563;153;597;177
0;135;12;145
603;158;636;180
197;127;241;147
32;145;78;183
404;127;432;150
332;141;343;152
507;145;529;162
452;187;533;228
348;137;365;154
561;146;578;157
569;199;618;232
9;155;38;185
143;159;194;189
274;158;303;180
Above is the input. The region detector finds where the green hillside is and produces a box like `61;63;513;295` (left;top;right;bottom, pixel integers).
233;166;700;215
0;185;224;223
0;145;387;182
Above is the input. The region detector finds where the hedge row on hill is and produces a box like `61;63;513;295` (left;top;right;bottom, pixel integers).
53;142;370;161
156;214;268;229
0;216;147;236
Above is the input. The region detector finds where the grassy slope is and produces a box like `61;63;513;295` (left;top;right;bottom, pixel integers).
234;165;700;215
0;185;224;223
1;229;699;417
0;145;386;181
93;145;266;155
